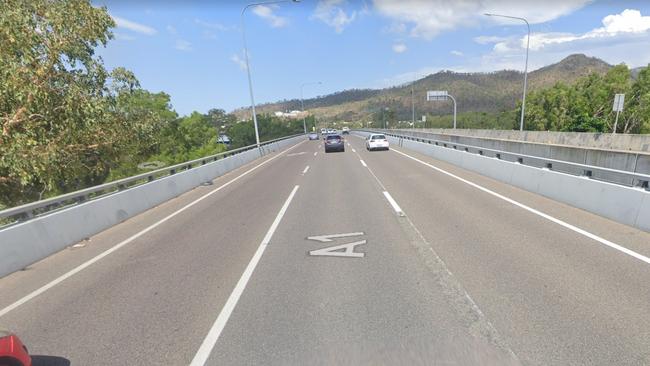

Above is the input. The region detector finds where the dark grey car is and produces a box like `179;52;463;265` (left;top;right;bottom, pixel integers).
324;134;345;153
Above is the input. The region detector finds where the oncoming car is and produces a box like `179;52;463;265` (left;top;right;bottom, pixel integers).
366;134;389;151
308;132;319;140
324;134;345;153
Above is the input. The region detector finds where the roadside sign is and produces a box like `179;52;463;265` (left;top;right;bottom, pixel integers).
613;94;625;112
422;115;426;122
427;90;448;101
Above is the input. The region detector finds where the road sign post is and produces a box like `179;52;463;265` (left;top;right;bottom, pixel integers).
426;91;457;129
612;93;625;134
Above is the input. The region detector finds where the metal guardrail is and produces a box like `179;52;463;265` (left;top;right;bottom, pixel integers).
0;134;304;224
359;129;650;190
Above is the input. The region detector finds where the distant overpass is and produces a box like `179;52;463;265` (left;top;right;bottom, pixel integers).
1;130;649;365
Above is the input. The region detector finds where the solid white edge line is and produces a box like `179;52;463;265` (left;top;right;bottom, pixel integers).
0;140;307;319
302;165;310;175
189;185;300;366
360;159;367;167
391;148;650;265
383;191;404;215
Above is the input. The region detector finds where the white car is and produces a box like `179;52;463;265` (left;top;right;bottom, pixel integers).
366;134;389;151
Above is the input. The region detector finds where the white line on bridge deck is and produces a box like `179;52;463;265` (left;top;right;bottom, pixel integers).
383;191;404;216
391;148;650;266
189;185;300;366
0;141;307;320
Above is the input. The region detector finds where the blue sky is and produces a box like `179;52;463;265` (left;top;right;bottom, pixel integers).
94;0;650;116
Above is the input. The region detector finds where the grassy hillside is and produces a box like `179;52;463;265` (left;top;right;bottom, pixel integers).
233;54;612;123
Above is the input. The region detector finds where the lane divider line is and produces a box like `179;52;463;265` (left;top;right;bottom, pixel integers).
302;166;310;175
383;191;405;216
360;159;367;168
391;147;650;266
0;140;307;319
352;148;356;153
314;152;317;156
189;185;300;366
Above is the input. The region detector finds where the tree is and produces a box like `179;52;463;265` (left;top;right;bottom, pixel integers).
0;0;120;204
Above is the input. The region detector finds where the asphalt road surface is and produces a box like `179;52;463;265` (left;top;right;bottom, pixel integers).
1;133;650;365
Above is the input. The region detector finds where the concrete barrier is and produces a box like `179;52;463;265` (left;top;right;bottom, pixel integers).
0;135;304;278
354;131;650;233
387;129;650;187
399;128;650;152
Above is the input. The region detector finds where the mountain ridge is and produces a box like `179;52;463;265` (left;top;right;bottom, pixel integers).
232;54;614;122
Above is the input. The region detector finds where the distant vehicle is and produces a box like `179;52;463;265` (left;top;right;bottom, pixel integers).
320;128;327;134
308;132;319;140
216;134;231;145
0;329;31;366
324;134;345;153
366;133;389;151
341;127;350;135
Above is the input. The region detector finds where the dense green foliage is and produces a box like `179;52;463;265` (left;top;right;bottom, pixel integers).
227;114;315;148
0;0;307;208
523;65;650;133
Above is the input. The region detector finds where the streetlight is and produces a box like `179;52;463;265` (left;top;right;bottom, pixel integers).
411;81;415;129
241;0;301;147
300;81;322;134
484;13;530;131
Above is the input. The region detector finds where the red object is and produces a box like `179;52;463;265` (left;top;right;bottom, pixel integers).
0;330;31;366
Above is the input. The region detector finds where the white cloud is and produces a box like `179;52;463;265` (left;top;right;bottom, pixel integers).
114;32;135;41
474;35;508;45
194;19;230;31
175;39;192;51
451;50;463;56
481;9;650;53
372;0;589;40
392;43;407;53
312;0;357;33
231;53;248;71
252;5;288;28
112;16;157;35
166;25;177;35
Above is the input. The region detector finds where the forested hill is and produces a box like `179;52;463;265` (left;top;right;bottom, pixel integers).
233;54;612;122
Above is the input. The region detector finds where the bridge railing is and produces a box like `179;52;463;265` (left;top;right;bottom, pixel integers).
0;134;303;226
362;130;650;190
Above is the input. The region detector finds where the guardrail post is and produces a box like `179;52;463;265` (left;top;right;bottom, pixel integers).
517;157;523;164
148;175;154;182
583;170;593;178
546;163;552;170
496;153;501;159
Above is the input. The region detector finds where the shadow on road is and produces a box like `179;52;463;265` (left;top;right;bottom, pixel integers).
31;356;70;366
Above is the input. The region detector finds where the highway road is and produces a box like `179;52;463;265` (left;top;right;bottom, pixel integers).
1;133;650;365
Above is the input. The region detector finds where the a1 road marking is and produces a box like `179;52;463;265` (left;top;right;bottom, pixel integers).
287;152;307;157
307;232;366;258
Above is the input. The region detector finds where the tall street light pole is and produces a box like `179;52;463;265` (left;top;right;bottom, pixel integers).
485;13;530;131
241;0;300;147
300;81;322;134
411;82;415;129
